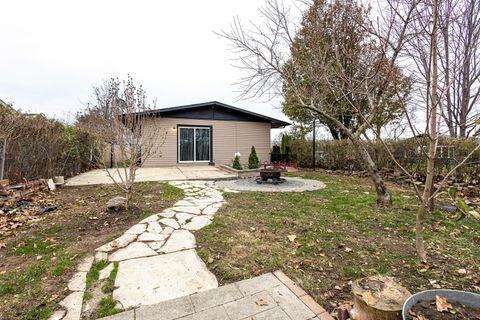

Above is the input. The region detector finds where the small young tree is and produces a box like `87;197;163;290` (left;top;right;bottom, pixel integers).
248;146;260;169
232;153;243;170
77;77;166;208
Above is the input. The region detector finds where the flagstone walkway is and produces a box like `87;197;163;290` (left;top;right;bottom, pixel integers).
51;181;229;320
52;180;334;320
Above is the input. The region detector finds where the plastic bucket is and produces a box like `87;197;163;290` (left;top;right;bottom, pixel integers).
402;289;480;319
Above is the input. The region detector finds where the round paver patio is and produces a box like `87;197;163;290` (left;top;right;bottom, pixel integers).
215;177;326;192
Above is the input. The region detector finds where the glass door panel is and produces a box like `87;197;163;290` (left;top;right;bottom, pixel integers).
195;128;210;161
179;127;194;162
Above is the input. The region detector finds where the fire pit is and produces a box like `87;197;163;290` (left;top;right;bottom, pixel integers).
255;164;287;185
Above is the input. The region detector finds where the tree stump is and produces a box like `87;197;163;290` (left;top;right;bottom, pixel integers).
351;275;411;320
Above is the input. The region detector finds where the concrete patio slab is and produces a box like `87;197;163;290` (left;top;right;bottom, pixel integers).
65;166;235;186
99;271;334;320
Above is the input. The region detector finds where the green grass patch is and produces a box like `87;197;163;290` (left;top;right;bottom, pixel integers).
84;291;93;301
159;182;184;200
86;260;109;288
21;304;53;320
102;262;119;293
98;296;123;318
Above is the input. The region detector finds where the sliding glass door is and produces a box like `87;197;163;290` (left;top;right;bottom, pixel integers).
178;127;211;162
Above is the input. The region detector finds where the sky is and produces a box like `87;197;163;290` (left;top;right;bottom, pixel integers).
0;0;294;137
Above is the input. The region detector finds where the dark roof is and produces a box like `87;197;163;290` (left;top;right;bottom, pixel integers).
144;101;290;128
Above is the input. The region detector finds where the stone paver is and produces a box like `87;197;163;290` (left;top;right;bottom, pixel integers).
108;242;157;262
190;283;243;312
100;271;334;320
158;230;196;253
223;291;276;320
182;215;212;230
113;250;218;308
59;291;83;320
159;218;180;229
135;295;195;320
67;272;87;291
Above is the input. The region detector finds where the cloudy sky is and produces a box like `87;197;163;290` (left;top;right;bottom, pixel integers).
0;0;294;134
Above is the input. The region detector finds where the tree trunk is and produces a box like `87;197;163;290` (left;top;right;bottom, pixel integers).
0;139;6;180
415;205;427;261
417;0;439;261
351;136;392;207
351;275;411;320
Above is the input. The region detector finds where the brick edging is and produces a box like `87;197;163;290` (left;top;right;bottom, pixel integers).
273;270;335;320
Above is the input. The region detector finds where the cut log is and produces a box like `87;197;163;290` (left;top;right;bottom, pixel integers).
351;275;411;320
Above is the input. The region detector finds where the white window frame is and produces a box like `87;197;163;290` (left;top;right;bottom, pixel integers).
177;126;211;163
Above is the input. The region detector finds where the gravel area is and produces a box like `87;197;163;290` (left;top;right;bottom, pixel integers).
215;177;326;192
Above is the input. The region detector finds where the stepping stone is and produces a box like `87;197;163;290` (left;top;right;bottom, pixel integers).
176;212;195;225
161;227;174;235
159;218;180;229
147;241;165;251
203;203;222;215
139;214;159;223
99;263;115;280
171;206;201;215
159;209;176;218
113;250;218;308
96;234;137;252
183;216;212;231
68;271;87;291
126;223;147;235
77;255;94;272
138;232;168;242
159;230;196;253
95;251;108;263
59;291;83;320
48;310;66;320
174;200;196;207
109;242;157;262
147;221;163;234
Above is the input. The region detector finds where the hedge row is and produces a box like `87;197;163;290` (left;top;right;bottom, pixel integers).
2;114;97;182
289;137;480;178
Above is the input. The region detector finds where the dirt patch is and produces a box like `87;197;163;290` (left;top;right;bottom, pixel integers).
0;181;183;320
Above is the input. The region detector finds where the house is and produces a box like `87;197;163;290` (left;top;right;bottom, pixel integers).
141;101;290;167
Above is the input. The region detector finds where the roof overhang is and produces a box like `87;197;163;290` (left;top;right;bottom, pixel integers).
140;101;291;128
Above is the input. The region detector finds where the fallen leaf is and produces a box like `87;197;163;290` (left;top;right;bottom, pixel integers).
436;295;452;312
255;299;269;306
207;256;214;264
287;235;296;242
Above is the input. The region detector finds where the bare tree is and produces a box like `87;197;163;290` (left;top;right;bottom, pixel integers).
77;77;166;207
219;0;414;207
368;0;480;260
439;0;480;137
